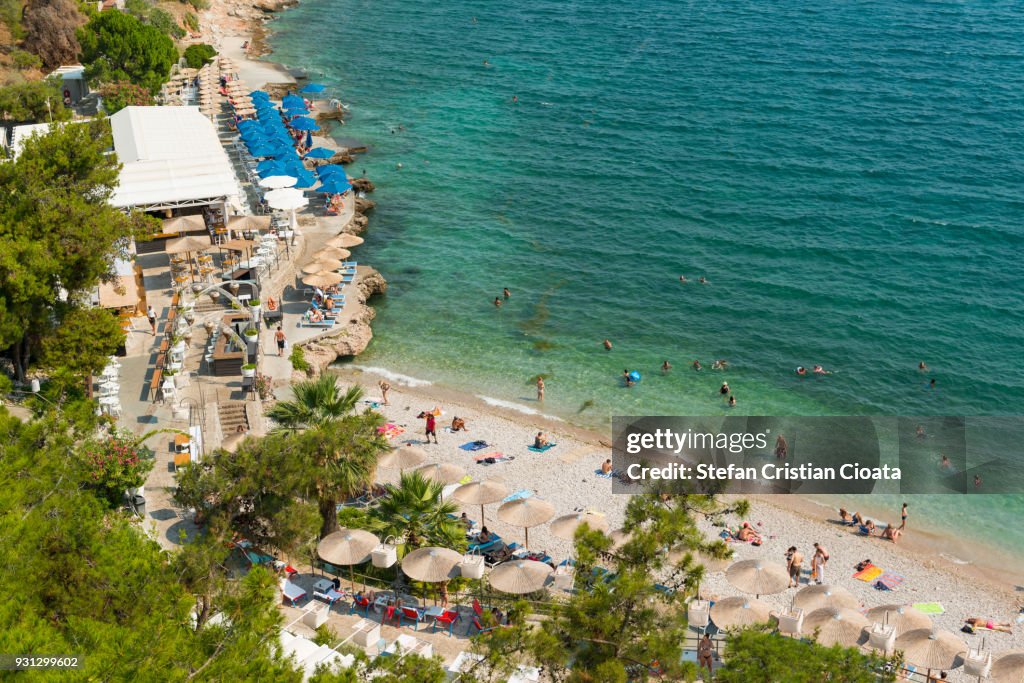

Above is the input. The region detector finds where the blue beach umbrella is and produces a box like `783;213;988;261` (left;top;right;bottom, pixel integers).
257;164;288;179
249;90;270;100
300;83;326;94
317;176;351;195
305;130;313;148
247;144;277;158
284;106;310;117
304;147;335;160
282;94;305;108
317;164;346;178
290;117;320;131
256;159;284;174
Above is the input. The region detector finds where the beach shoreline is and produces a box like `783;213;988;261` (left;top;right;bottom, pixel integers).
201;1;1024;671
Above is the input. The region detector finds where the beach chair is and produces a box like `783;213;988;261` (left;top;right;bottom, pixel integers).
349;595;371;617
281;580;306;607
381;604;401;627
400;607;425;631
470;616;497;636
432;610;461;636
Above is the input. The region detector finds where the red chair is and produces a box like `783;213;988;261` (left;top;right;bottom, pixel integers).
472;598;484;618
470;616;496;635
349;595;371;617
381;604;400;626
432;609;460;636
399;606;425;630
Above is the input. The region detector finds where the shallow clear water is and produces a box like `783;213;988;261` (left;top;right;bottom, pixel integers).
267;0;1024;562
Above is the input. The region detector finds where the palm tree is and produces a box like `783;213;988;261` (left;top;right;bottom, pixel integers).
296;412;388;537
266;375;363;431
371;470;467;551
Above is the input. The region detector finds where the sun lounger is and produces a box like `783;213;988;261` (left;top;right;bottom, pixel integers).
527;443;556;453
299;318;335;328
874;572;904;591
853;564;884;582
282;580;306;606
313;588;347;605
468;536;502;554
911;602;945;615
460;440;490;451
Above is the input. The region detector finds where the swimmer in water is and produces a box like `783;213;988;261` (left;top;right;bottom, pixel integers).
813;365;831;375
623;369;635;387
679;275;687;283
940;454;952;471
503;287;511;298
661;360;672;374
512;95;518;103
929;378;936;389
698;276;708;284
692;360;702;371
728;395;736;407
493;297;502;308
918;361;928;371
796;366;807;376
719;382;730;396
483;60;490;67
974;474;982;488
712;359;728;370
603;339;612;350
916;424;925;439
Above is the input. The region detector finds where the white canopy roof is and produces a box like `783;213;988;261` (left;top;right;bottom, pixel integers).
109;106;239;210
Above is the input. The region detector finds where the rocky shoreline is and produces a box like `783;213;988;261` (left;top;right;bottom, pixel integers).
199;0;389;378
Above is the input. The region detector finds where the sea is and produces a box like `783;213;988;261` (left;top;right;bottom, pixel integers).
266;0;1024;571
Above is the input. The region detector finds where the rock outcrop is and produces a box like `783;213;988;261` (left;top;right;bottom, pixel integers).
253;0;298;13
293;267;387;380
350;177;375;193
355;197;376;214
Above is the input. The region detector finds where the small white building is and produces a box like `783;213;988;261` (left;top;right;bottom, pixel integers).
46;65;90;105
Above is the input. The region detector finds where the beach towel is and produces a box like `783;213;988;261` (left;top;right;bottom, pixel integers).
528;443;557;453
460;440;490;451
874;572;904;591
503;489;534;503
912;602;946;615
853;564;884;583
377;424;404;440
595;469;614;479
473;452;507;462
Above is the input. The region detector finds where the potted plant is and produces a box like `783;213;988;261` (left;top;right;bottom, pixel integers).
241;363;257;378
248;298;261;319
229;282;240;294
170;335;186;354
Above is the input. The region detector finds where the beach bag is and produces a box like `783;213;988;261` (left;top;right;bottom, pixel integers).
484;457;497;464
371;542;397;568
961;625;975;634
459;554;485;579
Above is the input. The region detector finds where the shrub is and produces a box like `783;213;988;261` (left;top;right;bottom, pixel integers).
289;345;311;373
148;7;184;38
12;49;43;71
99;80;153;114
21;0;86;69
182;11;198;33
78;9;178;93
183;43;217;69
80;431;155;504
187;0;208;10
0;0;24;39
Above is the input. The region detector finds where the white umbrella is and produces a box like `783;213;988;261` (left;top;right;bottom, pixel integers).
497;498;555;548
378;445;427;471
451;480;509;525
489;560;552;595
866;604;931;638
793;585;860;613
259;175;298;190
401;547;463;583
895;628;966;674
317;527;380;589
265;188;308;240
709;596;775;629
804;607;869;648
725;560;790;597
549;511;609;541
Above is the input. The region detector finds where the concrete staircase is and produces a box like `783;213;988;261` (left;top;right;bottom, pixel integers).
218;402;249;437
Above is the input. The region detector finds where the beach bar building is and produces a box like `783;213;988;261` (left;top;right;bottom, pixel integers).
108;106;241;251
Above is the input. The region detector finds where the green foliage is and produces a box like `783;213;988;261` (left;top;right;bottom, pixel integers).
148;7;184;38
175;408;387;543
312;623;338;647
0;120;141;381
289;344;311;373
0;80;72;122
11;49;43;70
183;43;217;69
0;410;304;680
182;10;198;32
78;429;154;503
99;79;154;113
267;375;362;431
0;0;24;39
39;306;125;382
714;625;894;683
21;0;86;70
78;10;177;93
187;0;208;10
370;470;467;551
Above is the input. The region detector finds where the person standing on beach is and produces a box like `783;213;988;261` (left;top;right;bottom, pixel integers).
812;543;829;584
786;546;803;588
147;305;157;335
900;503;908;530
378;380;391;406
275;326;286;356
423;411;438;444
536;376;545;402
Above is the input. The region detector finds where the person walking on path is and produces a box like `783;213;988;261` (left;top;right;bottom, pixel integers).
812;543;829;584
379;380;391;406
899;503;908;530
422;411;438;444
275;326;286;356
147;305;157;335
786;546;804;588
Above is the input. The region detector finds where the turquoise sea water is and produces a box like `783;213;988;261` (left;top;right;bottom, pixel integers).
267;0;1024;565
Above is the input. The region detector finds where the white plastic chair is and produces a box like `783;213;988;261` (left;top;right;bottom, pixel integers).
777;607;804;637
